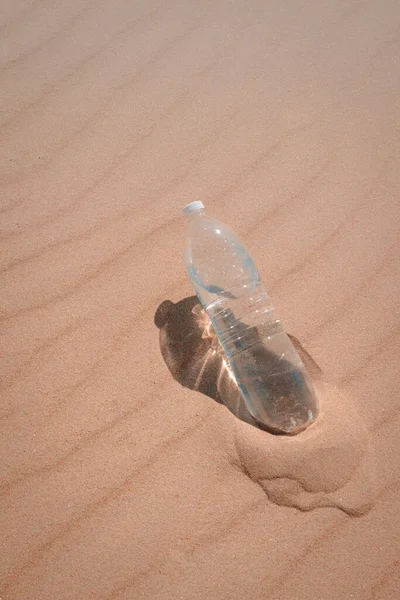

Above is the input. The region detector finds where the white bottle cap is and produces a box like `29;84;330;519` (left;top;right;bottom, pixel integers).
183;200;205;215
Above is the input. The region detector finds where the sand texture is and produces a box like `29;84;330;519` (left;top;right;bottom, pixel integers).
1;0;400;598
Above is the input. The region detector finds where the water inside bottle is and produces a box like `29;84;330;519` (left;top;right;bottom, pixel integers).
206;292;318;434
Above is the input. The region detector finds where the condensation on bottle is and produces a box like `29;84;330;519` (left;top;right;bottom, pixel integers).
183;200;319;435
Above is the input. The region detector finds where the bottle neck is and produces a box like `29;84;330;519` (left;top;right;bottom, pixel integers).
187;209;205;219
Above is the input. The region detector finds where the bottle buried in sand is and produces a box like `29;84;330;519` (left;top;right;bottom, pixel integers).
183;201;319;435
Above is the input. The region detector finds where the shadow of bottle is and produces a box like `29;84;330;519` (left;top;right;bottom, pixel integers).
154;296;322;432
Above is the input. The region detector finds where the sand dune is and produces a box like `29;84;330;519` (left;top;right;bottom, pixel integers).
1;0;399;598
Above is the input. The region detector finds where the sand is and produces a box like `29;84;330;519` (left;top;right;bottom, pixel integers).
1;0;400;598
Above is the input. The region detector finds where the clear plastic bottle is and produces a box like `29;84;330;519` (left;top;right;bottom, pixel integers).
184;201;319;434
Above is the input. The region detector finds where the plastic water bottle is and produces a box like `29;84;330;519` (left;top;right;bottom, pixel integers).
184;201;319;434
